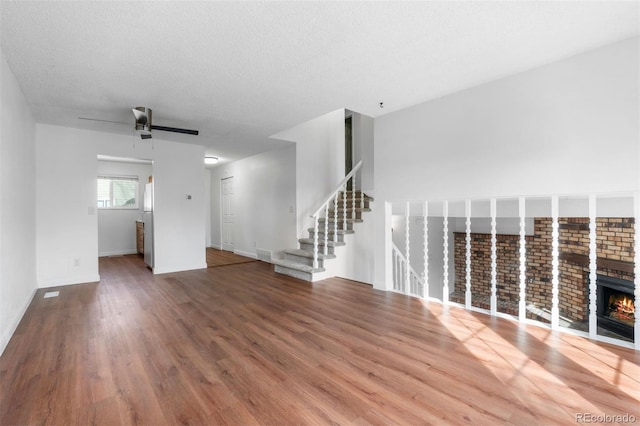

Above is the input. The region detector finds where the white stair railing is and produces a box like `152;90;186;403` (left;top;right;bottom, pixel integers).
392;243;424;297
310;161;363;269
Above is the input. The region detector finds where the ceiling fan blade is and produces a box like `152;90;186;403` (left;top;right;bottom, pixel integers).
151;125;199;136
78;117;129;125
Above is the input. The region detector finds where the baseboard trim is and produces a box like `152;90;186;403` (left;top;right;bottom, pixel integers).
233;249;258;260
99;249;138;257
38;274;101;289
210;244;222;250
153;263;208;275
0;286;37;356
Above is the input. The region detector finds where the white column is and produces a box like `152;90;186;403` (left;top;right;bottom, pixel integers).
634;192;640;350
443;200;449;304
405;202;411;295
490;198;497;316
551;196;560;330
465;199;472;309
588;195;598;339
423;202;429;299
518;197;527;321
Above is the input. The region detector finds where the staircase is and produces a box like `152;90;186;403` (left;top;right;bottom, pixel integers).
273;190;373;281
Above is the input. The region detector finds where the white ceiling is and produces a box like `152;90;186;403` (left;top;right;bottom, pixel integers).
2;1;638;165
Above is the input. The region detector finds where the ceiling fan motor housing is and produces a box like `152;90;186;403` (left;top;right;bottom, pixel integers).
133;106;152;135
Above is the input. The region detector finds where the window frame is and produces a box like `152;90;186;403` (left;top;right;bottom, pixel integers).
97;175;140;210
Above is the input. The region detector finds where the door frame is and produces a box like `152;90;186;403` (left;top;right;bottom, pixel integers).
220;176;234;252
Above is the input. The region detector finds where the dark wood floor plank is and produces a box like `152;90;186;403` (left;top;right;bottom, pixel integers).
1;254;639;425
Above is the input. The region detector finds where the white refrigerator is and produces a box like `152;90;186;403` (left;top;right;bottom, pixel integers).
143;183;154;268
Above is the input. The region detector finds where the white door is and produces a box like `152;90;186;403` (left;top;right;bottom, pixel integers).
221;177;234;252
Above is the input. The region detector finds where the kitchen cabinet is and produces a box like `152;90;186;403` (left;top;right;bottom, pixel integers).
136;220;144;254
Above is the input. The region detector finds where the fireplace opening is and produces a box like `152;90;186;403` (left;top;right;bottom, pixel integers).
596;275;635;340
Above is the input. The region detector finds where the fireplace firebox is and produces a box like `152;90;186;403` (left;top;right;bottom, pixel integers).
596;275;635;340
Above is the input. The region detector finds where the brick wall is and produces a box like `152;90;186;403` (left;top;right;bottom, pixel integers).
453;217;635;322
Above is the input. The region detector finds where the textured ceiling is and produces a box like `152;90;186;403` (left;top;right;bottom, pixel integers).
2;1;638;165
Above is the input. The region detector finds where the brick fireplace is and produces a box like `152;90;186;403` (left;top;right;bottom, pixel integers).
452;217;635;333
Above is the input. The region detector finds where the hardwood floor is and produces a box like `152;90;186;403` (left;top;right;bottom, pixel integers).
1;255;639;425
206;248;259;268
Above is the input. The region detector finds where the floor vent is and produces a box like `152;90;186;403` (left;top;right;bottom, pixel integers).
256;248;272;263
44;291;60;298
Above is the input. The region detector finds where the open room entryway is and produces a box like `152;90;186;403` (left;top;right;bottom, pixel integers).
96;155;154;270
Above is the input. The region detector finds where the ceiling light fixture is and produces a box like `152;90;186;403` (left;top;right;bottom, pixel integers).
204;156;219;165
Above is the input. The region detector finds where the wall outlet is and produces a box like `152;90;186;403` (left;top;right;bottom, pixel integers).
73;258;80;267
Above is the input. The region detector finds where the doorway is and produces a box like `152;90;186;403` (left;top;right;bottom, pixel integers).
345;115;353;190
221;176;235;252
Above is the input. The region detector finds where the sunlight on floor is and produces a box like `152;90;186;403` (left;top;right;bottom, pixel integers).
427;303;616;419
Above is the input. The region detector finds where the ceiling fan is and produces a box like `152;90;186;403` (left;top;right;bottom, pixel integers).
79;107;199;139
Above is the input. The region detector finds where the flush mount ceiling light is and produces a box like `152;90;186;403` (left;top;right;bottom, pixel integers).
204;156;219;165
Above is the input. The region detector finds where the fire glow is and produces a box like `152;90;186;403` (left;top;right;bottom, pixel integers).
606;294;635;326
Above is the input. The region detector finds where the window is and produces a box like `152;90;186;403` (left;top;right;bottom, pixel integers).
97;176;138;209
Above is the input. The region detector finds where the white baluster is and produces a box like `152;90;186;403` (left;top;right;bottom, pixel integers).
518;197;527;322
333;193;339;243
324;202;329;256
588;195;597;339
634;192;640;350
551;196;560;329
490;198;497;316
312;215;319;269
405;202;411;295
423;202;429;299
360;170;364;211
352;172;357;221
343;184;347;232
465;200;472;309
443;200;449;304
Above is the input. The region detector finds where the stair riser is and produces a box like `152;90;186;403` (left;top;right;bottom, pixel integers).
326;211;364;220
307;232;344;243
318;221;353;231
299;242;335;255
274;265;314;282
331;200;370;209
284;253;322;268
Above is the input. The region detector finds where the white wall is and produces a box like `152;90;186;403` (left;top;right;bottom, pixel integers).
36;124;206;286
271;109;345;238
1;52;37;354
151;140;207;274
210;145;297;259
204;169;211;248
373;37;640;290
97;160;152;256
351;112;375;194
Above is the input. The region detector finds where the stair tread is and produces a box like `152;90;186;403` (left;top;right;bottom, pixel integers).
272;259;325;273
338;194;374;201
328;207;372;212
306;228;354;235
318;218;363;223
284;249;336;260
299;238;346;247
